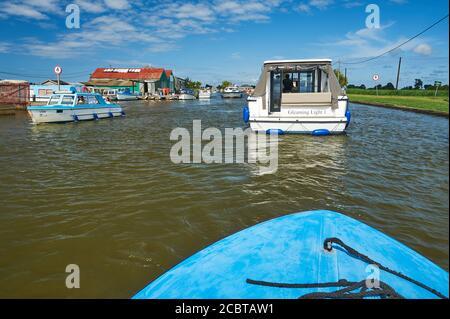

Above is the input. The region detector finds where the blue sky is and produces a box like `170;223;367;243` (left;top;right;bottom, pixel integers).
0;0;448;87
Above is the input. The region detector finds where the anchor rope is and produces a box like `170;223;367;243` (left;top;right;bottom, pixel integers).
246;237;447;299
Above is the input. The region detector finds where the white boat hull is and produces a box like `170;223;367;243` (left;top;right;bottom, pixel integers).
198;92;211;99
28;106;123;124
178;94;196;100
249;118;347;134
221;92;242;98
116;94;139;101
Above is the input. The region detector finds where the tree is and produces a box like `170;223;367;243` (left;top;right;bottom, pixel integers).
185;78;202;90
383;82;395;90
333;70;348;87
414;78;423;90
217;81;233;91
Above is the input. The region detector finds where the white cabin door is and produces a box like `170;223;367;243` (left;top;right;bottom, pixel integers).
270;71;281;113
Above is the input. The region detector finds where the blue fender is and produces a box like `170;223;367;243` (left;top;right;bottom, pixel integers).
108;112;114;118
266;129;284;135
72;114;79;122
121;111;126;117
243;106;250;123
93;113;99;120
312;129;330;136
345;109;351;128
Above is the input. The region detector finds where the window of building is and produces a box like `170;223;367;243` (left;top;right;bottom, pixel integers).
38;89;54;96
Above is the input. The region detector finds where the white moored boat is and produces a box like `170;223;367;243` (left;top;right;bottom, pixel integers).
27;90;124;124
221;86;243;98
178;89;196;100
198;89;212;99
244;59;350;135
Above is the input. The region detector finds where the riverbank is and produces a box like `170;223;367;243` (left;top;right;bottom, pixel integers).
348;94;449;117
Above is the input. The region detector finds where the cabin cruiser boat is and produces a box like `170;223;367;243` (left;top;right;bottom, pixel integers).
221;86;242;98
244;59;350;135
198;89;212;99
27;90;124;124
178;89;196;100
116;88;140;101
102;89;118;101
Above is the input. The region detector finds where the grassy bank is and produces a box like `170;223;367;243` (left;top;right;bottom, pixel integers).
348;94;449;115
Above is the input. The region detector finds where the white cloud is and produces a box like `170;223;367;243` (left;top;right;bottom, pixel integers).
75;0;106;13
0;3;49;20
309;0;334;10
296;0;334;13
231;52;241;59
0;42;11;53
104;0;130;10
413;43;432;56
342;1;364;8
297;3;311;13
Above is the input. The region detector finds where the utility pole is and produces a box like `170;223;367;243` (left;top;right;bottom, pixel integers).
395;57;402;90
344;68;347;84
338;60;341;84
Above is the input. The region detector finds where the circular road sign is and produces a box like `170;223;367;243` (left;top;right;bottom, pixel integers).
54;65;62;75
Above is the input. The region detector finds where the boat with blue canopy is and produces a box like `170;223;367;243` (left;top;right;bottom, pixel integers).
27;90;124;124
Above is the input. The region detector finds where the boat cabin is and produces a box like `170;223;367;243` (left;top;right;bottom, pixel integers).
46;92;108;107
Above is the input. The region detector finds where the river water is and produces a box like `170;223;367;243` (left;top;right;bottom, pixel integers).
0;99;448;298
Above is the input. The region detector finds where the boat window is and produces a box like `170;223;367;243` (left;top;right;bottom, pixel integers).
95;95;105;104
87;96;99;104
282;70;315;93
299;71;314;93
48;95;61;105
61;95;74;105
282;72;299;93
76;96;86;105
270;71;282;112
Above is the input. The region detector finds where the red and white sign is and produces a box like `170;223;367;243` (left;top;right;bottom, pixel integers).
54;65;62;75
372;74;380;81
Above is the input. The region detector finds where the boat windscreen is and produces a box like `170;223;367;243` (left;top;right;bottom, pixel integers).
48;95;61;105
61;95;74;105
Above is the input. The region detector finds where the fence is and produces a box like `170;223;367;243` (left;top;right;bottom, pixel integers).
0;81;30;107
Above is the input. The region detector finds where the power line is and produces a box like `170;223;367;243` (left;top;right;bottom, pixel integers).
0;68;93;79
341;13;449;65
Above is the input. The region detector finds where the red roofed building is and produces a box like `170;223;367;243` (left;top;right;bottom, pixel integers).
88;67;173;95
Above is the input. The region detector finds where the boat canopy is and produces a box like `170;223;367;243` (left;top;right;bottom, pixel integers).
253;60;342;107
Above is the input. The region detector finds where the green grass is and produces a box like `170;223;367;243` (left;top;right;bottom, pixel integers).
348;94;449;113
347;88;449;97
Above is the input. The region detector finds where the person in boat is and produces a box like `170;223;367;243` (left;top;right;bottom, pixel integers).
77;96;85;104
283;74;293;93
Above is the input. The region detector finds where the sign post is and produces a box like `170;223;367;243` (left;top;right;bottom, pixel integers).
372;74;380;96
434;81;442;97
54;65;62;91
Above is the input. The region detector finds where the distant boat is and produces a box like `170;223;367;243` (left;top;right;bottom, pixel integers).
116;88;140;101
198;89;212;99
102;89;118;101
178;89;196;100
27;91;124;124
116;92;140;101
221;86;243;99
